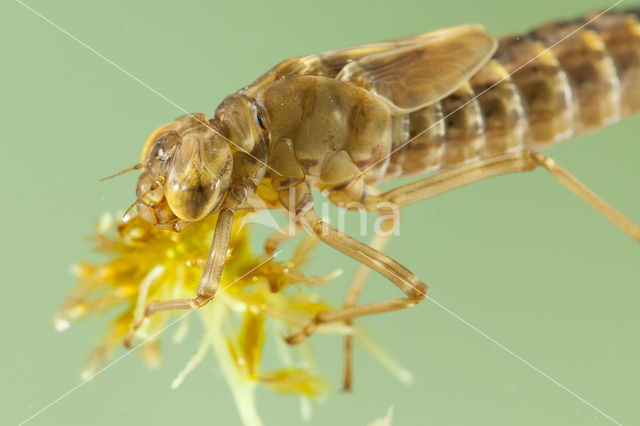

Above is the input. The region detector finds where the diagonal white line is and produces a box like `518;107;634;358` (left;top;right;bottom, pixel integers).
14;0;627;424
355;250;622;425
426;296;623;426
355;0;623;180
14;0;282;177
17;251;281;426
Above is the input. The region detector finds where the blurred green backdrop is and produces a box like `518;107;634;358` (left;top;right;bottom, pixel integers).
2;0;639;425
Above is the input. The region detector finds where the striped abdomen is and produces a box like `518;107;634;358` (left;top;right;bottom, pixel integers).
385;10;640;178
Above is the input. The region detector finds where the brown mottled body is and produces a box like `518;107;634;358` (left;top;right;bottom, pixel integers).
254;75;391;204
225;10;640;205
387;11;640;176
124;9;640;390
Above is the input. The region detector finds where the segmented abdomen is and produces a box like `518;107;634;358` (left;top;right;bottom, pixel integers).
386;10;640;178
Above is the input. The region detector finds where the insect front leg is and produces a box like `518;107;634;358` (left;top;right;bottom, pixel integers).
124;205;237;348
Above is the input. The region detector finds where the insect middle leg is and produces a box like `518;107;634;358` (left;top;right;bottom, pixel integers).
284;209;427;345
288;149;640;344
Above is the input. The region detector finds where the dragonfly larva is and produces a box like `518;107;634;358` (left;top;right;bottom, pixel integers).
114;8;640;390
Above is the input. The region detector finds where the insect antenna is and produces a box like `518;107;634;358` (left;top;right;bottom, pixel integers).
122;198;140;219
122;181;161;219
99;163;143;182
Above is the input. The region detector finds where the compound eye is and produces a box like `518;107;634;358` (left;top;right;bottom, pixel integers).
165;133;232;221
146;132;180;175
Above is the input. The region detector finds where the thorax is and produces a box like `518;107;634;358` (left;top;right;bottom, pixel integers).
254;75;393;184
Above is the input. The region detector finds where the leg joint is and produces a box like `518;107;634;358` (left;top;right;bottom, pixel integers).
407;281;427;302
192;295;213;308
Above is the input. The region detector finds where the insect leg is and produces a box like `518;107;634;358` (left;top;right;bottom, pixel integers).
366;151;537;208
284;209;426;345
529;152;640;242
366;151;640;242
124;207;236;347
264;221;301;256
342;214;397;391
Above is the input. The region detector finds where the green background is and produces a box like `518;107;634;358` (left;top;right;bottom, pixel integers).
2;0;639;425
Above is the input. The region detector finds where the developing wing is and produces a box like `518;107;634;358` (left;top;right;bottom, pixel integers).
334;27;497;114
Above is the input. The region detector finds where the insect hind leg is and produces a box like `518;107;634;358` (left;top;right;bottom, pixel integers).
366;150;640;242
341;214;397;391
529;152;640;242
335;150;640;386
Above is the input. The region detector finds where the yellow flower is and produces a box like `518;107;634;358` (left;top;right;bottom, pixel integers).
57;211;335;423
57;210;412;425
